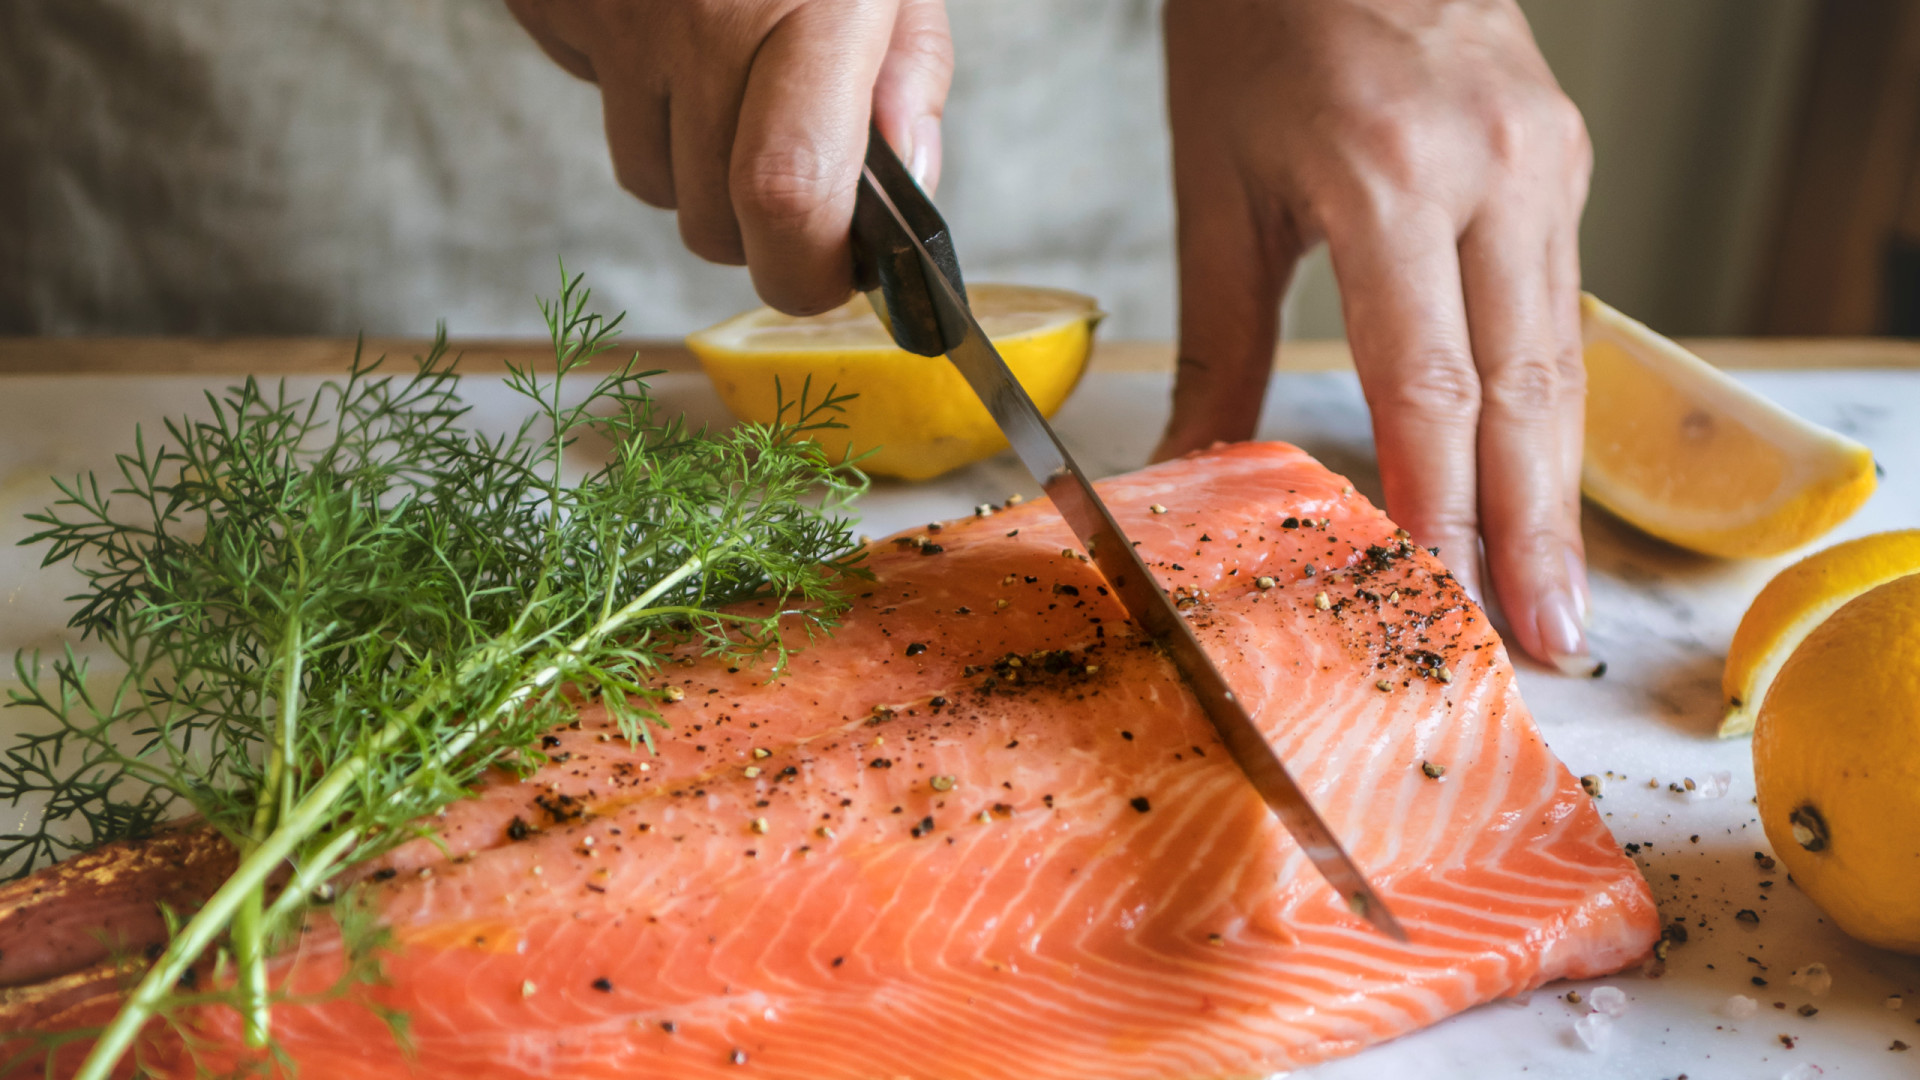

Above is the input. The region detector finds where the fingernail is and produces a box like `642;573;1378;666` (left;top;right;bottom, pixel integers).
1538;589;1599;677
908;115;940;188
1562;546;1590;626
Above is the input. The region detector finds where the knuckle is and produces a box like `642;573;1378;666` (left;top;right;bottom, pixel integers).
891;22;955;77
1476;88;1588;168
1481;105;1532;163
732;141;851;232
1343;108;1431;191
1562;108;1595;197
1543;97;1593;189
1543;98;1592;163
1481;354;1560;414
1555;344;1587;397
1543;94;1590;150
1312;178;1430;248
1312;120;1463;232
1379;354;1482;422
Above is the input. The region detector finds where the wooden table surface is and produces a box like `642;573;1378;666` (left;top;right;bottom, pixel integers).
3;337;1919;376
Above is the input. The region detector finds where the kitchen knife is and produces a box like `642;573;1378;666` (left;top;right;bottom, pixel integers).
849;125;1406;941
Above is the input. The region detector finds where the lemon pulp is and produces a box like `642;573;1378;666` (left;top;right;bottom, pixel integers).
688;285;1101;481
1581;294;1875;558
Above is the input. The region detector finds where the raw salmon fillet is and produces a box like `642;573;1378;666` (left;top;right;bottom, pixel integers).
1;442;1659;1079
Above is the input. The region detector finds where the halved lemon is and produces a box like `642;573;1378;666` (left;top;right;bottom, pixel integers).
1719;529;1920;737
1753;572;1920;953
1581;294;1876;558
687;285;1102;481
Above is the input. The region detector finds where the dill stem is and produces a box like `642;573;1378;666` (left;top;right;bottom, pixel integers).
72;550;716;1080
564;549;718;663
232;891;270;1047
609;605;769;627
261;828;361;928
236;598;307;1048
262;551;720;932
280;545;308;825
72;693;430;1080
491;548;719;718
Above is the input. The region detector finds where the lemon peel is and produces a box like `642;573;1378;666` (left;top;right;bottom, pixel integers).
1720;529;1920;737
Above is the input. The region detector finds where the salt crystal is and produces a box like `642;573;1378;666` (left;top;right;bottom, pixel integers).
1721;994;1759;1019
1789;962;1832;998
1887;995;1905;1010
1572;1012;1612;1051
1587;985;1629;1017
1781;1064;1824;1080
1684;770;1733;800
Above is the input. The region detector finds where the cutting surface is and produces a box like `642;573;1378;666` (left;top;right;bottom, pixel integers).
1;361;1917;1078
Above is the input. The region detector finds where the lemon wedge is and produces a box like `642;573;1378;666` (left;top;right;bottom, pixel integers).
1581;294;1876;558
1753;572;1920;953
688;285;1102;481
1718;529;1920;737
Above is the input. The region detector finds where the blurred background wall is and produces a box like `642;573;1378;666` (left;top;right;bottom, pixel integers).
0;0;1853;340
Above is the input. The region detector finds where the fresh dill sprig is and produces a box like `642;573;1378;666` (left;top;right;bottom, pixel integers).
1;268;867;1080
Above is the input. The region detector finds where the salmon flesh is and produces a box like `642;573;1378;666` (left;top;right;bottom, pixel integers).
0;442;1658;1078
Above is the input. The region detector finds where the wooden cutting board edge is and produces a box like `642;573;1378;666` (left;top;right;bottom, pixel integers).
1;336;1917;376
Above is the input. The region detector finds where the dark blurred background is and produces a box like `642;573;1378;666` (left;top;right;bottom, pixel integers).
1;0;1916;340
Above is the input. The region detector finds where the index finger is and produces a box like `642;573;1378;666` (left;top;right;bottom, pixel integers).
1328;201;1486;604
1462;210;1591;672
731;1;897;316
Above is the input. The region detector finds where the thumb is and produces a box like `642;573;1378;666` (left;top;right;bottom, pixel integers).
871;0;954;192
1155;148;1299;462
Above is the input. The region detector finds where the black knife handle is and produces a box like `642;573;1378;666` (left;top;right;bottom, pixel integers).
850;121;967;357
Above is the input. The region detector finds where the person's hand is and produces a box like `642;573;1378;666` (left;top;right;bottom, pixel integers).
505;0;952;315
1158;0;1596;673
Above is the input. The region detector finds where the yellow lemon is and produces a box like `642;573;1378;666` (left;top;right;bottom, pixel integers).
1581;294;1876;558
1752;572;1920;954
687;285;1102;481
1719;530;1920;737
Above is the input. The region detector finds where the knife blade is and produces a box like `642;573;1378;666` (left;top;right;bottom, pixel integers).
849;127;1405;941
